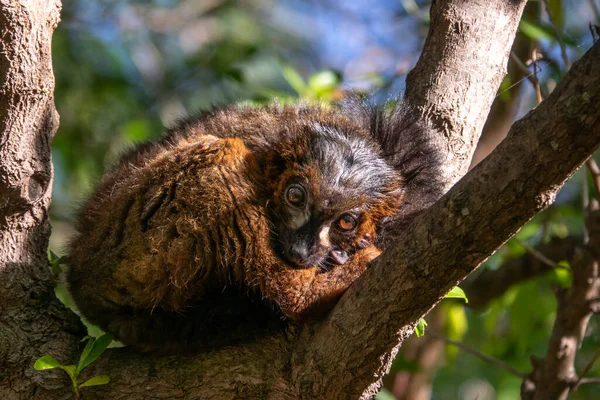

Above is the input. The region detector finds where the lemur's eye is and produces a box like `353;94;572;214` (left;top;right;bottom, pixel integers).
285;184;306;207
336;214;357;231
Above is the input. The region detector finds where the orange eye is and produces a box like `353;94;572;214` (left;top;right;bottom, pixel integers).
337;214;357;231
286;185;306;207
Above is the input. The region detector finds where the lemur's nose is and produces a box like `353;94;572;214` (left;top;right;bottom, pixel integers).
290;244;310;262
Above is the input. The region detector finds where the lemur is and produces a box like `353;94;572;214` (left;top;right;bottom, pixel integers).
66;101;442;352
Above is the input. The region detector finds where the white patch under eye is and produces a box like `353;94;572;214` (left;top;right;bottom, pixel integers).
318;226;330;248
289;213;309;229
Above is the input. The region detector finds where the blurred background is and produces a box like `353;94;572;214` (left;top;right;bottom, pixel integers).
50;0;600;399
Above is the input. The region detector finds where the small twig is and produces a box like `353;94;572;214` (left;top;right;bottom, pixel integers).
531;49;544;103
587;158;600;199
543;0;571;70
428;331;527;379
573;348;600;390
514;238;561;269
577;377;600;385
509;52;548;100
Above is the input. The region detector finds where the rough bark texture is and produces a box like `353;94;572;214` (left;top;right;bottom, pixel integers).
0;1;83;399
469;1;540;168
3;0;600;399
405;0;526;190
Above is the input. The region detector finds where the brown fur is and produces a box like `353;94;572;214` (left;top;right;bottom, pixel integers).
67;103;433;352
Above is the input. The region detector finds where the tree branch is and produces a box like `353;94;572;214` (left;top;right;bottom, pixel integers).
79;4;600;400
405;0;528;189
577;377;600;385
470;0;541;168
587;158;600;199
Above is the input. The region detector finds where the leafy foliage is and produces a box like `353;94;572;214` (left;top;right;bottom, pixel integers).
415;319;428;338
34;334;113;399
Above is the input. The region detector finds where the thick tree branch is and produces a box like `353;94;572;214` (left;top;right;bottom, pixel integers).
405;0;527;189
471;1;541;167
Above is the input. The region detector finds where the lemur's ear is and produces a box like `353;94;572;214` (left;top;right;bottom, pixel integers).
263;149;287;195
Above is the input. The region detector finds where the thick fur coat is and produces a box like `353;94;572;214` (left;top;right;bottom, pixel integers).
67;102;442;351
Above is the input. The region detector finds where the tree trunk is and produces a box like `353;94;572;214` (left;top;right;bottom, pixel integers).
0;1;83;399
1;1;600;399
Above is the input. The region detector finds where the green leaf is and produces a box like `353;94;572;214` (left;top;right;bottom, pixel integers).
80;335;92;343
34;355;62;370
59;365;78;380
444;286;468;303
308;71;339;95
79;375;110;388
415;318;427;337
547;0;564;28
77;336;97;373
53;284;74;310
519;19;554;42
550;267;572;288
281;65;306;95
77;334;113;373
49;251;66;277
49;251;60;264
444;303;468;360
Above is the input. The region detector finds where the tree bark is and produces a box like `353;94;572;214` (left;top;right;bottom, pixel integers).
469;0;540;168
0;1;83;399
3;1;600;399
405;0;527;190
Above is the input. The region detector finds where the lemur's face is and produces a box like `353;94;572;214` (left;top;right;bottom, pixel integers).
267;123;403;269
